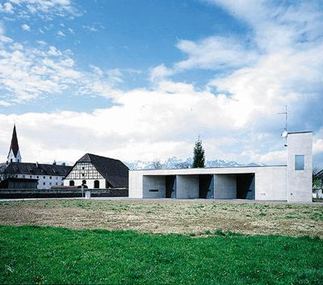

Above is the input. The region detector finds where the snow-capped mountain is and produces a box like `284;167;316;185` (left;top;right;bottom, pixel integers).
125;157;261;170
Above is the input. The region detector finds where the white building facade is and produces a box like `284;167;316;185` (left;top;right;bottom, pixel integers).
129;132;313;202
0;162;72;189
63;153;129;189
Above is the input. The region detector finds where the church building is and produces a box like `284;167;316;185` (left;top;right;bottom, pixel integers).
0;125;72;189
7;125;21;163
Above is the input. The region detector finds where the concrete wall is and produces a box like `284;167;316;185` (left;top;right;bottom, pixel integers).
129;166;289;201
214;174;236;199
143;176;166;198
129;171;144;198
255;167;287;201
287;132;312;202
176;175;199;199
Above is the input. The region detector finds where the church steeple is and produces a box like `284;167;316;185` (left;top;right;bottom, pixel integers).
7;125;22;163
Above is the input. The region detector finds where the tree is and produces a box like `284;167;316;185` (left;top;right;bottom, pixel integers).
152;160;162;169
192;137;205;168
313;167;322;190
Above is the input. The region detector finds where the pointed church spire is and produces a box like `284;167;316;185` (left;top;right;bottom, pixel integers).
7;125;22;163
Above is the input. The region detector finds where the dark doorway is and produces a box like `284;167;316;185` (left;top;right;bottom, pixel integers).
237;174;255;199
199;175;214;198
165;176;176;198
94;180;100;188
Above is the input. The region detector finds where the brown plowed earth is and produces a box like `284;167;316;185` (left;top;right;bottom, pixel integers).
0;199;322;237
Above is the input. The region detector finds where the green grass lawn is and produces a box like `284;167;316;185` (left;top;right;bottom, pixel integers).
0;226;322;285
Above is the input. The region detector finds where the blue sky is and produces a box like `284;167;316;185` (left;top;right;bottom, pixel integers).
0;0;322;167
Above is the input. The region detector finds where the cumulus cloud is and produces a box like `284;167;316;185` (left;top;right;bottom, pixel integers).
0;79;290;165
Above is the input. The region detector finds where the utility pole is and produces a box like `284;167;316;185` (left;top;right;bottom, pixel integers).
278;105;288;146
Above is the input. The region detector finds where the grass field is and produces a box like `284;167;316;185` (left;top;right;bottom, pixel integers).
0;199;322;284
0;199;322;237
1;225;322;285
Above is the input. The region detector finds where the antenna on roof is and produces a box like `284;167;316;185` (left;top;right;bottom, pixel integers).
278;105;288;146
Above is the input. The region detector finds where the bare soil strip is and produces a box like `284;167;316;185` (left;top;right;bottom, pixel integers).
0;199;322;237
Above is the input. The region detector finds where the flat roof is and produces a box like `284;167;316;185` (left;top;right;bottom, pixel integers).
131;164;287;172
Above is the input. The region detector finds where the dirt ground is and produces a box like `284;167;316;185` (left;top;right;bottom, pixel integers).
0;199;322;237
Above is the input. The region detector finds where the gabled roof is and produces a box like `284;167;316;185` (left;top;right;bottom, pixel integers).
72;153;129;188
316;169;323;179
0;162;72;177
8;125;19;157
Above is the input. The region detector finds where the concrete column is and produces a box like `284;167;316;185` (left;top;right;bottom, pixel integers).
214;174;236;199
287;132;312;202
176;175;199;199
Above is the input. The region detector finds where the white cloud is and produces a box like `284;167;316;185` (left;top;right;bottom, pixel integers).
21;23;30;31
0;29;123;104
175;36;258;71
57;30;65;37
0;0;322;168
149;64;174;82
0;79;291;165
82;24;104;33
0;2;14;13
0;0;78;19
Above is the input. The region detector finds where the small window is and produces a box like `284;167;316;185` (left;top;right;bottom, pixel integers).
82;173;85;177
295;155;304;170
149;189;159;192
43;176;45;179
69;180;75;186
50;176;52;179
37;176;39;179
30;175;32;178
43;182;45;185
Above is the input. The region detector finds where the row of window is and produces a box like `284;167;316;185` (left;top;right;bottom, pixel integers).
21;175;61;180
40;182;63;186
69;180;100;188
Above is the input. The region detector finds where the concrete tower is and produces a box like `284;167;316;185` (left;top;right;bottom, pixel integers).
7;125;22;163
287;131;312;202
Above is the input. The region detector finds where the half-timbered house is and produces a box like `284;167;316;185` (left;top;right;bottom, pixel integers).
63;153;129;189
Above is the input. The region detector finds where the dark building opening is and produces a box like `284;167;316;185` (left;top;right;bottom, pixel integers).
199;175;214;198
236;174;255;199
165;176;176;198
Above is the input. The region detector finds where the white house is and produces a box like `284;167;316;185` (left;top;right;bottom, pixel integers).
63;153;128;189
129;131;313;203
0;162;72;189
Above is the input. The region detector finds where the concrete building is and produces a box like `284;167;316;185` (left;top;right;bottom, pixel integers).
129;132;313;202
63;153;128;189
